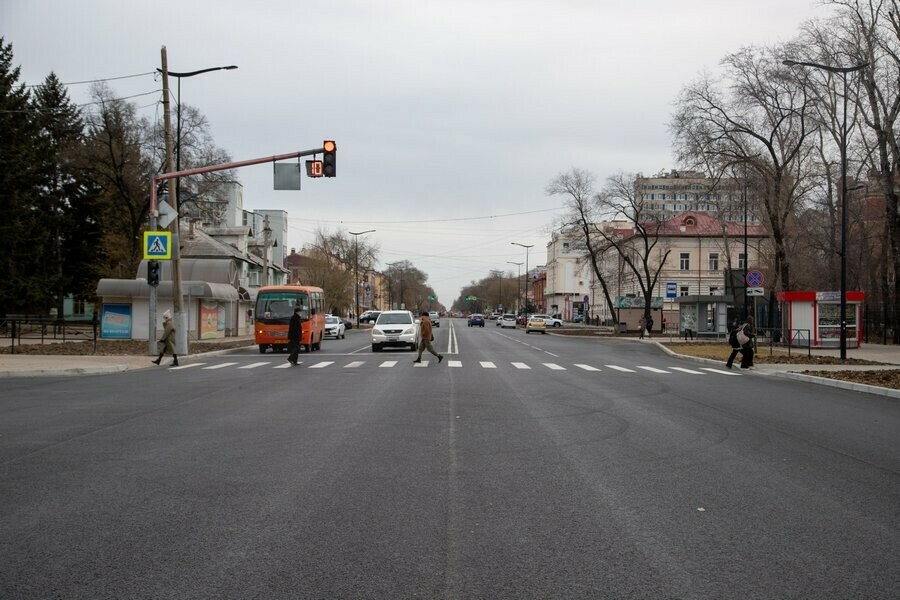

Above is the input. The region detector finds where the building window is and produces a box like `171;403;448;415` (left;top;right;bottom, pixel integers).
73;298;86;316
738;252;747;269
708;253;719;271
562;242;570;253
680;286;690;296
680;253;690;270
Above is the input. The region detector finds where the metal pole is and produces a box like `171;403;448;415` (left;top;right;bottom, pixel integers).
743;173;748;320
840;70;848;360
349;230;375;327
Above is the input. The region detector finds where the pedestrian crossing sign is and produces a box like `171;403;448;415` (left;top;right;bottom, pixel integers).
143;231;172;260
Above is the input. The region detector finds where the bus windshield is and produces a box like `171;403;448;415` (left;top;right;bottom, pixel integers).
256;291;308;324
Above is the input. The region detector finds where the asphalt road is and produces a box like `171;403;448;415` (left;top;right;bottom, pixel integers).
2;318;898;598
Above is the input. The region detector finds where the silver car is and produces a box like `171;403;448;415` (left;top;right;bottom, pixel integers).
371;310;420;352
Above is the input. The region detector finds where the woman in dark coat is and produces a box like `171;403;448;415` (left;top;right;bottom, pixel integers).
739;315;755;369
152;310;178;366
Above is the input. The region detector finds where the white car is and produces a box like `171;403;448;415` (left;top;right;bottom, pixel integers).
531;313;563;328
324;315;345;339
499;313;517;328
428;311;440;327
372;310;420;352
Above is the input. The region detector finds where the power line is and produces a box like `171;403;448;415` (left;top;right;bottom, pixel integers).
24;71;157;87
290;206;563;226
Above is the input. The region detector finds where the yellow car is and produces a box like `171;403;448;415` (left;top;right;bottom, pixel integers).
525;315;546;334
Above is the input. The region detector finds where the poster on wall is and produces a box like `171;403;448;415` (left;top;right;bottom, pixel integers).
101;304;132;339
200;301;218;339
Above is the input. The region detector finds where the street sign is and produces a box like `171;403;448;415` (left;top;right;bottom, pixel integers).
746;269;764;287
143;231;172;260
747;287;765;296
157;199;178;229
666;282;677;299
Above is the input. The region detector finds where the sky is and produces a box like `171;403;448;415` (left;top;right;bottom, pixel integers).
4;0;827;306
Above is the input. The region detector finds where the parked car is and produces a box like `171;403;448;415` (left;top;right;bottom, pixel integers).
531;313;563;328
525;315;547;334
341;317;353;330
371;310;420;352
468;314;485;327
499;313;517;328
324;315;346;339
359;311;381;324
573;314;584;323
428;310;440;327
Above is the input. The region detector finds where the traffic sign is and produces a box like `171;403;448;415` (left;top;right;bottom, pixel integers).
666;282;677;299
143;231;172;260
747;287;765;296
157;199;178;229
746;270;764;287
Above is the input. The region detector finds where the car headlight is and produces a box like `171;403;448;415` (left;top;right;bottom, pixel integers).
402;327;414;335
372;328;383;336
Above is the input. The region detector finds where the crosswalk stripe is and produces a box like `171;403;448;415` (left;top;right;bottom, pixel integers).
511;362;531;369
239;362;269;369
203;362;237;370
379;361;398;368
344;361;365;368
480;361;496;369
170;363;203;370
309;361;334;369
543;363;566;370
414;361;429;367
638;366;670;374
273;363;293;369
448;360;462;368
701;367;741;376
574;364;600;371
669;367;705;374
605;365;635;372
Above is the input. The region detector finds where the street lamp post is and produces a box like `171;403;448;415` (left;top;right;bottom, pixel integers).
783;58;867;360
350;230;375;328
508;261;523;313
156;60;237;355
512;243;534;311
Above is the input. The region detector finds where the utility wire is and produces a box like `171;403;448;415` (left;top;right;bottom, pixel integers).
290;206;563;226
24;71;157;87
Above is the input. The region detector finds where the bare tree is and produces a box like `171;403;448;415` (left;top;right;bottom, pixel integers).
672;45;820;293
546;168;619;324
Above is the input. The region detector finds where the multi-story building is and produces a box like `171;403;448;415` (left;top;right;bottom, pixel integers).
637;169;760;225
543;230;593;320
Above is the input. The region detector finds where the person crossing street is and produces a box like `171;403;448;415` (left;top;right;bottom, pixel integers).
413;311;443;364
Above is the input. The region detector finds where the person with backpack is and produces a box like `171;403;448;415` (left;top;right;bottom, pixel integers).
725;318;743;369
739;315;756;369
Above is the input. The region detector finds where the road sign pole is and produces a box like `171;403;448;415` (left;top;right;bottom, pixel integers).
148;203;158;355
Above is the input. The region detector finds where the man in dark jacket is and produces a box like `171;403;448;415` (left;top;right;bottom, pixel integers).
288;306;303;366
725;318;743;369
414;311;443;364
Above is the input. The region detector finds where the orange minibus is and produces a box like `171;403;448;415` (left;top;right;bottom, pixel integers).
254;285;325;354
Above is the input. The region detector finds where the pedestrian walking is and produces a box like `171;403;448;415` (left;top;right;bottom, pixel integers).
646;315;654;339
414;311;443;364
638;316;646;339
152;310;178;367
287;305;303;365
661;315;667;334
725;319;744;369
739;315;756;369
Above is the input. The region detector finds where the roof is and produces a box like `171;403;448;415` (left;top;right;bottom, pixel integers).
96;279;240;300
653;211;767;238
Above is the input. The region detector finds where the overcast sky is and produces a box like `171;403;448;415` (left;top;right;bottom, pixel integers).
5;0;826;306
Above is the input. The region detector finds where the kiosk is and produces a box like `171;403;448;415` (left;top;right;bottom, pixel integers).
776;290;864;348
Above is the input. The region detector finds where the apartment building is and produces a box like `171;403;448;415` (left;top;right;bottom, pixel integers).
637;169;760;225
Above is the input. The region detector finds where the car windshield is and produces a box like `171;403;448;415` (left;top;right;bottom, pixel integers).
326;316;339;324
503;314;515;319
377;313;412;325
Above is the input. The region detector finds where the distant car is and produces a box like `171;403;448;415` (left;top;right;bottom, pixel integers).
324;315;345;339
341;317;353;330
573;314;584;323
371;310;420;352
499;313;517;328
428;311;440;327
359;311;381;324
525;316;547;334
531;313;563;328
468;313;485;327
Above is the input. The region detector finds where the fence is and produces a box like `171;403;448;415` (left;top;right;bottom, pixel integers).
756;327;812;358
0;315;98;354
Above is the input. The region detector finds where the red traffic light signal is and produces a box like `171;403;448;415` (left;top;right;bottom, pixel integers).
323;140;336;177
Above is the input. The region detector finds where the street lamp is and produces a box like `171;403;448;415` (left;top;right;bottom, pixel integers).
783;58;867;359
350;230;375;327
508;261;523;313
155;62;237;355
512;242;534;311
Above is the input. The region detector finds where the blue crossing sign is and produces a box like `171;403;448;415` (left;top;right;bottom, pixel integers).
143;231;172;260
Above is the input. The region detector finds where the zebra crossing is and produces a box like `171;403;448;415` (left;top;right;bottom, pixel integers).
169;359;741;376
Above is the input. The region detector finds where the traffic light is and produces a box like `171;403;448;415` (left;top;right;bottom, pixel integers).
148;260;161;287
322;140;336;177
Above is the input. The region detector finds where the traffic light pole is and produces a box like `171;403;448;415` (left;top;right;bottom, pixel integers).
147;145;330;355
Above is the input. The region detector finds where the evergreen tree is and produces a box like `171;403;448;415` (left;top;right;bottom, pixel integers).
0;38;41;315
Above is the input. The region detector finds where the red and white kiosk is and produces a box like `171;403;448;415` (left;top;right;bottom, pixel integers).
777;290;864;348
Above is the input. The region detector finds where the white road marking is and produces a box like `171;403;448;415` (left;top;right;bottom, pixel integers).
669;367;705;374
273;363;293;369
344;361;365;368
511;362;531;369
170;363;202;370
544;351;559;357
701;367;741;376
379;361;398;368
638;366;670;374
448;360;462;368
239;362;269;369
309;361;334;369
203;362;238;370
574;364;600;371
480;361;497;369
414;361;429;367
543;363;566;370
605;365;635;372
